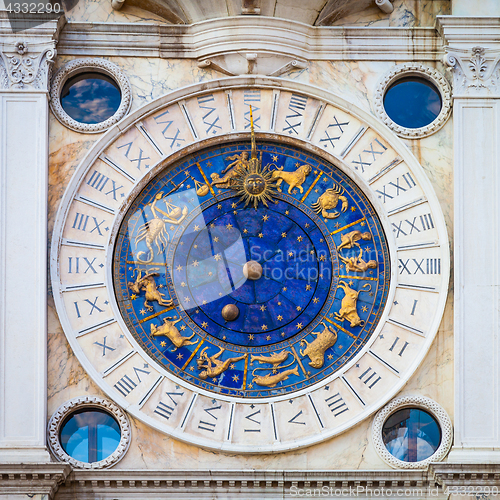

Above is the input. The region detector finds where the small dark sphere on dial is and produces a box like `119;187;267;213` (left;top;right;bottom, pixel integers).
244;174;266;195
222;304;240;322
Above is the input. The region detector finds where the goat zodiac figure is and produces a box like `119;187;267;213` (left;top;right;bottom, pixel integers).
134;192;188;264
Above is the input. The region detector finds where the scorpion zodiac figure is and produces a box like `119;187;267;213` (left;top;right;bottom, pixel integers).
135;192;188;264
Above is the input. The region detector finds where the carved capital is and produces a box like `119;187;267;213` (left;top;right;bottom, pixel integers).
0;39;56;91
445;46;500;98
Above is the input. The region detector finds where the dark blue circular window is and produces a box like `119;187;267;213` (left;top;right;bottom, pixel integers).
382;408;441;462
383;77;442;129
61;73;121;124
60;409;121;463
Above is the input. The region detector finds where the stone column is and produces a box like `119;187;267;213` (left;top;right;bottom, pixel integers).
438;16;500;463
0;15;64;463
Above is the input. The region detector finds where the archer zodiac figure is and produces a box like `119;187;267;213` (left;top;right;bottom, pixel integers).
271;163;312;194
128;268;173;311
334;281;372;328
300;322;338;369
197;347;247;380
339;248;378;273
311;183;349;219
150;317;198;351
135;192;188;264
210;151;250;189
337;230;373;252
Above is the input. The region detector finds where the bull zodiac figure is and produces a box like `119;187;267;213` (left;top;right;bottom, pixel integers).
150;317;198;351
197;347;247;380
334;281;372;328
300;322;337;369
311;183;349;219
135;192;188;264
128;268;173;311
271;163;312;194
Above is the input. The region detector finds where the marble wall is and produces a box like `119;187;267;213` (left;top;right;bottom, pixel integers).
46;0;454;470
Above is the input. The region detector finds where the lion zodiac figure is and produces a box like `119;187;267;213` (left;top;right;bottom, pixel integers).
311;183;349;219
271;164;312;194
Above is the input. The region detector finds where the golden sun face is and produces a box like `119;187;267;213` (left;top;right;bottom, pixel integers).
234;161;278;208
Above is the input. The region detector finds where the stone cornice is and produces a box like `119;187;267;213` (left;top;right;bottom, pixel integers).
0;463;71;499
56;19;442;61
437;16;500;51
429;463;500;490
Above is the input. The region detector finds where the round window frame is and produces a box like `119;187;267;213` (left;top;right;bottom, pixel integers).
372;395;453;469
48;396;131;469
374;63;452;139
50;58;132;134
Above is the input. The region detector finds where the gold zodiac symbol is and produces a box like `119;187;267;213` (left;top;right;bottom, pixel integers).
135;192;188;264
252;366;299;387
311;183;348;219
210;152;250;189
337;230;372;252
334;282;372;328
196;347;247;380
190;177;210;197
339;248;378;273
128;268;173;311
149;317;198;351
271;163;312;194
250;350;290;367
300;322;338;369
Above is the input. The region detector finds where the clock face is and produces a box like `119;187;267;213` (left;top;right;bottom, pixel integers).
52;79;449;452
112;141;390;399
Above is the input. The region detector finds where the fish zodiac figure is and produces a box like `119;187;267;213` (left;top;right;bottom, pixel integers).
150;317;198;351
334;282;372;328
250;350;290;367
128;268;173;311
300;322;338;369
271;163;312;194
135;192;188;264
252;366;299;388
311;183;349;219
197;347;247;380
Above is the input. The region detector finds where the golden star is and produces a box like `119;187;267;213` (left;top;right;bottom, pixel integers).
192;260;199;267
266;335;271;341
226;223;233;230
258;233;264;238
272;155;279;162
130;294;137;300
297;236;303;242
288;251;293;257
327;354;334;360
177;353;183;360
261;324;268;330
260;305;266;311
208;272;213;277
243;229;248;233
248;383;254;389
277;315;283;321
210;223;216;229
262;215;269;221
285;210;289;215
232;374;239;382
349;280;354;286
217;204;222;209
351;206;356;212
248;334;254;340
361;306;368;312
214;237;219;242
296;322;303;329
194;225;200;231
181;282;187;287
313;297;319;304
281;332;286;337
233;210;238;215
202;300;207;305
231;202;237;208
140;309;146;315
360;221;366;226
214;253;222;261
319;255;326;261
183;297;190;303
176;265;183;272
305;223;310;228
189;365;195;371
296;306;302;311
305;285;312;291
277;302;282;306
230;364;235;369
160;341;166;347
180;325;186;331
281;232;287;238
201;321;208;328
283;287;287;292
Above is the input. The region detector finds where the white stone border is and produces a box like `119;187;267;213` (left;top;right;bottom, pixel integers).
374;63;452;139
47;396;131;469
49;58;132;133
372;395;453;469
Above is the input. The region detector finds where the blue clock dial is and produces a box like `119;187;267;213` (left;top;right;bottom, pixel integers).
113;141;390;398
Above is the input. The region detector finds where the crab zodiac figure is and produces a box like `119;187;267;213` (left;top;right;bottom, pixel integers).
311;183;349;219
197;347;247;380
211;151;250;189
135;192;188;264
128;268;173;311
